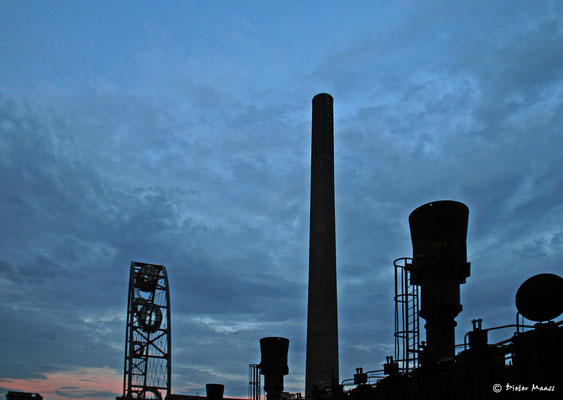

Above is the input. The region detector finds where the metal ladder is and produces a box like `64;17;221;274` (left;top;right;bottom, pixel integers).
394;257;420;374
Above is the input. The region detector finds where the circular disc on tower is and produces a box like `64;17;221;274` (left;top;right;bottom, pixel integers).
135;264;161;292
138;303;163;333
515;273;563;322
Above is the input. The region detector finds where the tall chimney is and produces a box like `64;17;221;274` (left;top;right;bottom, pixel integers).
305;93;339;397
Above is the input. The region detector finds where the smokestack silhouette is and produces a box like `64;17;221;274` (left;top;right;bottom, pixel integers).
306;93;339;397
206;384;224;400
260;337;289;400
409;200;470;362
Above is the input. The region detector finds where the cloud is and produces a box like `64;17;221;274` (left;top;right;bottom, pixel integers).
0;367;121;400
0;81;312;395
1;1;562;397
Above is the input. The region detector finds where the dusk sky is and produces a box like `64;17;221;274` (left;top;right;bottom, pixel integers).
1;1;562;399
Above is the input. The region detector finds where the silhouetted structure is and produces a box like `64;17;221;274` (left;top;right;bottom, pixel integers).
393;257;420;373
260;337;290;400
338;200;562;400
165;394;240;400
515;273;563;322
257;96;560;399
249;364;262;400
5;393;42;400
117;95;561;400
408;200;470;362
206;384;225;400
122;261;172;400
306;93;339;398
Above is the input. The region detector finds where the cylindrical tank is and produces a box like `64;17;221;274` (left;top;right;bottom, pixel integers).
408;200;471;362
260;337;289;374
206;383;224;400
409;200;469;276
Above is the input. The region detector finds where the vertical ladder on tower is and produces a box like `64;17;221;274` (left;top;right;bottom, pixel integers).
394;257;420;374
248;364;261;400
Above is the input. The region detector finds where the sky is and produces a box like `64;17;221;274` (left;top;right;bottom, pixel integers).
1;1;562;399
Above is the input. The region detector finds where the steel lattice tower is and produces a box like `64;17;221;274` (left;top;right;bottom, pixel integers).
123;261;171;400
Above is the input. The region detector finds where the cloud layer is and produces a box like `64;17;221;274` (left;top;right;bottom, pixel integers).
1;1;562;398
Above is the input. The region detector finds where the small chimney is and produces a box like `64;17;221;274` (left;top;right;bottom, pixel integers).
206;384;224;400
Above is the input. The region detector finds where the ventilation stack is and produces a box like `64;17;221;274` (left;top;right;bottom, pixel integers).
305;93;339;397
408;200;471;362
259;337;290;400
206;384;224;400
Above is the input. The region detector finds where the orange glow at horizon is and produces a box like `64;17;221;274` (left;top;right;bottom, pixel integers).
0;366;122;400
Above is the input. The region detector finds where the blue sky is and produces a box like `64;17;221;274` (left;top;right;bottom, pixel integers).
1;1;562;399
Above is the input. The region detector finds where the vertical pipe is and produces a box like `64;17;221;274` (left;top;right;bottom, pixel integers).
163;266;172;396
305;93;339;397
125;263;135;396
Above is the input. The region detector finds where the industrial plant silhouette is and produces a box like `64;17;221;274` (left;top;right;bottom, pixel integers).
109;94;562;400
